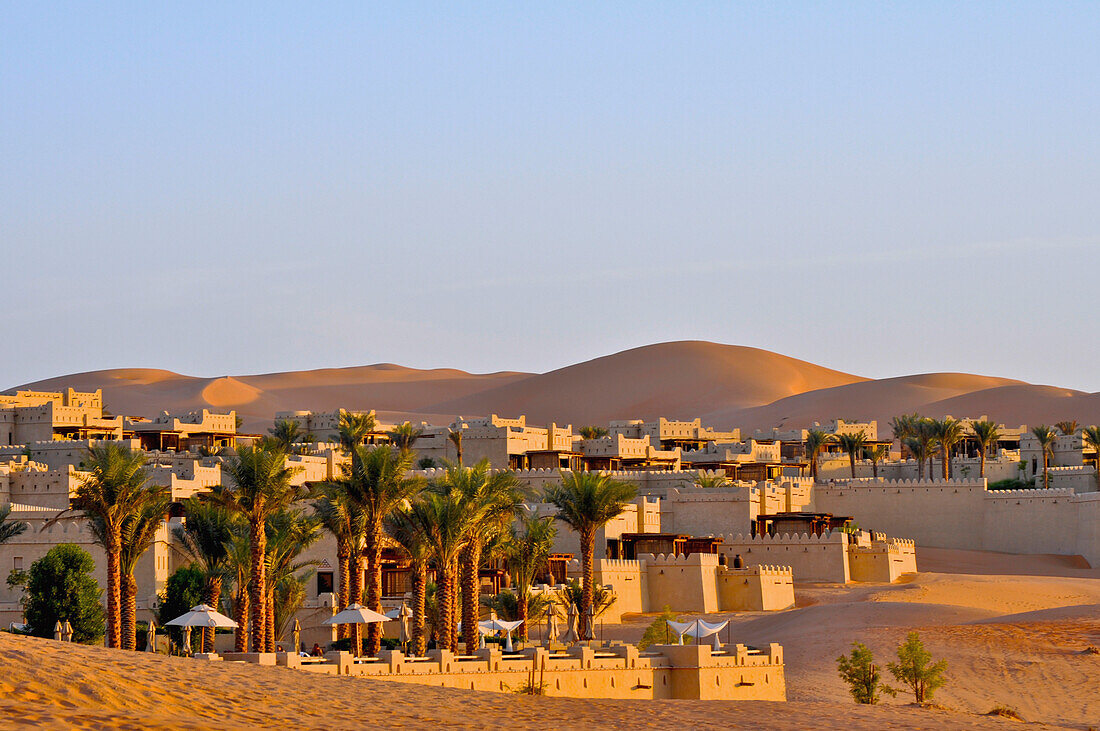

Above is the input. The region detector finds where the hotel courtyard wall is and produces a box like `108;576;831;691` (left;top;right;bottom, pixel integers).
274;642;786;701
813;479;1100;566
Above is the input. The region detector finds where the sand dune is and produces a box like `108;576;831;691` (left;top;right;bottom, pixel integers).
424;341;867;427
2;547;1092;729
9;341;1099;430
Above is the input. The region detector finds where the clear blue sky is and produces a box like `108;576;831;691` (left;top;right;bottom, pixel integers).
3;2;1098;390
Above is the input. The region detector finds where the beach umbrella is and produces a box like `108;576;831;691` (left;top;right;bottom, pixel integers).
560;605;578;644
166;604;239;630
63;620;73;642
292;619;301;654
146;620;158;652
322;604;389;656
385;603;413;648
166;604;239;655
53;621;62;641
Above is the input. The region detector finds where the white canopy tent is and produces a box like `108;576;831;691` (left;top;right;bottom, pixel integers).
666;618;729;649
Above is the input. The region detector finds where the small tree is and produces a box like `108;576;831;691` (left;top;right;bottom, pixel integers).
887;632;947;703
638;606;677;650
157;565;206;652
24;544;105;644
837;641;895;704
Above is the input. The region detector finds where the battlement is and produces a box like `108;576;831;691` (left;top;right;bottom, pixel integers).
821;478;986;489
720;564;793;578
640;551;720;566
717;530;847;544
984;487;1075;499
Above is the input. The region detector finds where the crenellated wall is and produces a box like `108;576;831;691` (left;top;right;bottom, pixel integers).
716;531;851;583
258;642;786;701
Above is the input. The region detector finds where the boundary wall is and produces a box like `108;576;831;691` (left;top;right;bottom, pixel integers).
813;478;1100;566
260;642;786;701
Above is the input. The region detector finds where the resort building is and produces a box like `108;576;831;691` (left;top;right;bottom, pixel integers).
608;418;740;451
680;440;784;481
0;389;123;445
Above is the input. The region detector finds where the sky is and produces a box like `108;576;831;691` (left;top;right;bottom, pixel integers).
2;2;1099;390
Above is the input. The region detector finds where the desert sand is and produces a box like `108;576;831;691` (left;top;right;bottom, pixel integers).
2;547;1095;730
12;341;1100;432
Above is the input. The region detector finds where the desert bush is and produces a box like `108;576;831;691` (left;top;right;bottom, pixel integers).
887;632;947;703
836;641;895;704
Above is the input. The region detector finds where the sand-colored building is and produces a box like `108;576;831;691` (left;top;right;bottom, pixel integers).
0;389;123;445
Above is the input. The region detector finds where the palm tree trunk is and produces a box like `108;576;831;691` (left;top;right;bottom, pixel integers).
203;576;222;653
364;526;384;656
106;531;121;649
349;547;363;656
917;452;924;480
435;564;453;651
979;446;986;478
872;460;879;479
517;592;528;641
849;453;856;478
266;587;276;651
233;578;249;652
411;561;426;656
336;544;350;640
249;515;266;653
459;542;481;653
121;572;137;651
941;446;949;480
579;528;595;641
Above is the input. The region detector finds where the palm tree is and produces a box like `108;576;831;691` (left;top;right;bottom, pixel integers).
385;502;432;655
388;422;424;454
913;418;939;480
1031;425;1057;489
336;411;376;452
447;427;464;465
312;485;364;638
264;508;322;648
1055;420;1079;437
225;527;252;652
933;418;964;480
969;420;1001;479
68;443;156;649
268;419;314;452
834;431;868;478
866;444;889;479
804;429;835;481
210;444;305;652
692;472;731;488
0;504;29;544
441;460;523;652
578;426;609;440
340;445;421;656
1082;426;1100;492
503;509;557;640
413;487;474;651
890;414;919;459
174;498;238;652
545;471;636;641
88;491;169;651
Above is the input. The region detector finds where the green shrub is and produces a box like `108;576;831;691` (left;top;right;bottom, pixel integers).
157;565;205;651
24;544;105;644
836;641;895;704
887;632;947;703
638;606;676;650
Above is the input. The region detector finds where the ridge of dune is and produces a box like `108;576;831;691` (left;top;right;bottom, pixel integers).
7;341;1098;429
424;341;868;426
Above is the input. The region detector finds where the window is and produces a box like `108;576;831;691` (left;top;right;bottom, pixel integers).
317;571;334;595
13;557;22;571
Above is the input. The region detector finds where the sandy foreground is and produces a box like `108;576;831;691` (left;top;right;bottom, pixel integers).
1;548;1097;730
